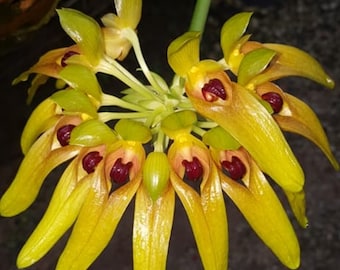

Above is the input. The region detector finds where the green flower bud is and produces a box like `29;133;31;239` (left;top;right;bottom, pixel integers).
143;152;170;201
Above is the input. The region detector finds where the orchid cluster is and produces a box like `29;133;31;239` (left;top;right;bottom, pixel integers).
0;0;338;269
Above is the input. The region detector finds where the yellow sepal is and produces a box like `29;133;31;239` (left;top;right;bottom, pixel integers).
251;43;335;88
57;172;142;269
133;184;175;270
17;173;93;268
275;92;339;170
56;161;108;269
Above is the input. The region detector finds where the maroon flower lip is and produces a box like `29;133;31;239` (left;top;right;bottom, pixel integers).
82;151;103;173
202;78;227;101
110;158;133;184
261;92;283;113
182;156;204;182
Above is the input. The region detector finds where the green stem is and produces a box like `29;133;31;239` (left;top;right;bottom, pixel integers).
189;0;211;32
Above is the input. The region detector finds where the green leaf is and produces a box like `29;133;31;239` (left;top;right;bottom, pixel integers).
203;126;241;150
70;119;117;146
57;8;104;65
59;64;102;102
238;48;276;86
221;12;253;60
51;89;98;118
114;119;152;143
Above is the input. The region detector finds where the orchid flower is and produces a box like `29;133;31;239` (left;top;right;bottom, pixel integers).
0;1;338;270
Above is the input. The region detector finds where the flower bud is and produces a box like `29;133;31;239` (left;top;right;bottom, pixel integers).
143;152;170;201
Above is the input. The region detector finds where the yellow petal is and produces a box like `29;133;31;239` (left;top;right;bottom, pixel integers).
57;172;142;269
285;190;308;228
275;92;339;169
187;75;304;192
0;128;80;217
17;173;93;268
133;184;175;270
56;162;108;269
250;43;334;88
216;149;300;269
167;31;201;76
170;170;218;269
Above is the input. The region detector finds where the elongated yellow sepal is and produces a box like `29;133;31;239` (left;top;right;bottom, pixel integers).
56;163;108;269
275;93;339;170
17;174;92;268
252;43;335;88
57;173;142;269
200;164;228;270
133;184;175;270
170;170;218;270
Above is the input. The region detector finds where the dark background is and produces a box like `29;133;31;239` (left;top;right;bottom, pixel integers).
0;0;339;269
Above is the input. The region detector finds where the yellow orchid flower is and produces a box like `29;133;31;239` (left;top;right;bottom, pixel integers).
168;31;304;193
221;12;335;90
210;147;301;269
167;133;228;270
0;115;82;217
1;1;338;270
101;0;142;60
